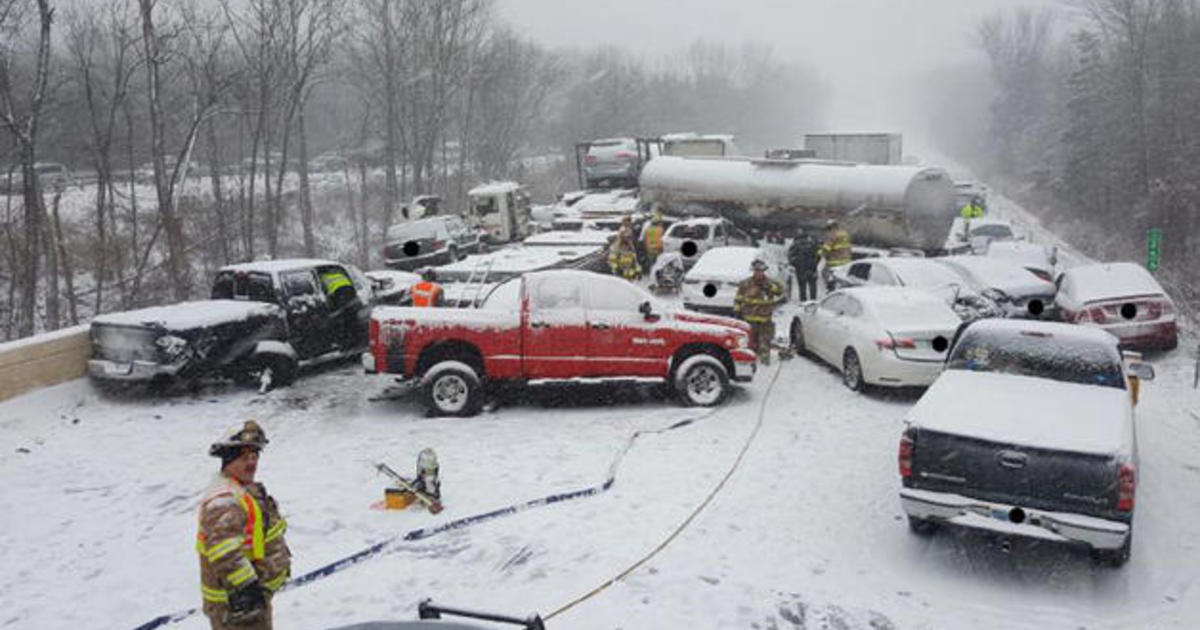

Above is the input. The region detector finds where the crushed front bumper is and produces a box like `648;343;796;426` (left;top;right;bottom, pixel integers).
900;487;1129;550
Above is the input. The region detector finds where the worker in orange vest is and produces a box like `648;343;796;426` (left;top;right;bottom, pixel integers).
411;269;445;307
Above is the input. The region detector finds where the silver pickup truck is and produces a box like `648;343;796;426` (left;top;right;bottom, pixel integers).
898;319;1154;566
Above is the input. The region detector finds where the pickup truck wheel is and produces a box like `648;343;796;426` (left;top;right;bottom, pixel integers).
907;516;938;536
842;348;865;392
423;362;482;417
1091;531;1132;567
674;353;730;407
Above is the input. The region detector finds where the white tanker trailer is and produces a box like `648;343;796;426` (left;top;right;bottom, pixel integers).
638;156;958;253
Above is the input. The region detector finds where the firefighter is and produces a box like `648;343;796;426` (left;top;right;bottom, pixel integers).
608;216;641;281
734;258;785;365
197;421;291;630
319;267;361;348
787;227;820;301
411;268;445;307
642;211;665;267
818;219;852;293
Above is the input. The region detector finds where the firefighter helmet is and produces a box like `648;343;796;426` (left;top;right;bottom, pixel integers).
209;420;269;457
751;258;769;272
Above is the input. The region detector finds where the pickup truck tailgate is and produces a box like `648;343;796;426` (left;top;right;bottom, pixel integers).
908;428;1124;521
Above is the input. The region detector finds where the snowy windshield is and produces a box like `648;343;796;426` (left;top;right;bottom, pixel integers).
947;327;1125;390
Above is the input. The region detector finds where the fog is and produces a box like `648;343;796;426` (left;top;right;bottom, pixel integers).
497;0;1060;153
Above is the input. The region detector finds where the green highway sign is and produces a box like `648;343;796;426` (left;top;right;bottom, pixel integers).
1147;228;1162;272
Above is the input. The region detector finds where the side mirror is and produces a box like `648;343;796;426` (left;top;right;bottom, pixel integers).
1127;362;1155;381
639;300;653;317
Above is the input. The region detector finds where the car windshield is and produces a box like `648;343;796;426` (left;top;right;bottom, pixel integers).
971;224;1014;239
669;223;710;239
947;327;1125;389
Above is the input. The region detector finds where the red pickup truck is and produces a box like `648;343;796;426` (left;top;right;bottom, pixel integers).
365;270;757;416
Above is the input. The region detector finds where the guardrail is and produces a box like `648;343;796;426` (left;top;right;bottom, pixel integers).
0;325;91;402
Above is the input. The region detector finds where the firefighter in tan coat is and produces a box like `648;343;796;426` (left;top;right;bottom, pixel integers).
196;421;291;629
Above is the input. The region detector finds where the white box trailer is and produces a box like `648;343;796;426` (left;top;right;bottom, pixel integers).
804;133;903;165
638;156;957;253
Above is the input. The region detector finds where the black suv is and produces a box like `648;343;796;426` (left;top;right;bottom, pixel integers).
88;259;374;390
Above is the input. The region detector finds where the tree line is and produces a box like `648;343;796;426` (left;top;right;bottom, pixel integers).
969;0;1199;319
0;0;825;341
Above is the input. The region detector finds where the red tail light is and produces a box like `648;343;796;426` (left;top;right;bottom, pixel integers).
584;155;597;164
1118;463;1136;511
898;429;915;478
615;151;635;159
1088;307;1107;323
1148;301;1162;318
431;239;443;250
876;336;917;350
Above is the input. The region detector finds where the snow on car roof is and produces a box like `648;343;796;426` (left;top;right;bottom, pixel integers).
673;216;724;226
468;181;521;196
962;317;1120;346
438;245;600;276
91;300;280;329
523;230;613;247
1065;262;1165;303
938;255;1048;288
219;258;341;274
844;287;960;327
910;369;1132;455
873;258;962;284
686;247;761;281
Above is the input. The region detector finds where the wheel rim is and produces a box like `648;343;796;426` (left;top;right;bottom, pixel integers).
433;374;469;412
685;364;722;405
844;352;861;390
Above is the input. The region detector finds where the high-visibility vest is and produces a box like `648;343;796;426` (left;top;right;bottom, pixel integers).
644;224;664;255
195;477;269;602
412;281;442;307
820;229;852;267
960;203;984;219
320;271;352;297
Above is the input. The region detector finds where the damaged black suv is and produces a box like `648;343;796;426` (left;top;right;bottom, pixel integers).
88;259;374;391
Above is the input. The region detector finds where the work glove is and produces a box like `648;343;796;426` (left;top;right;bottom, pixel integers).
225;581;267;626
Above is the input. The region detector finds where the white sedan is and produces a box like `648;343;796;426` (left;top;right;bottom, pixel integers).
788;287;961;391
832;257;1003;322
933;255;1057;319
682;246;793;316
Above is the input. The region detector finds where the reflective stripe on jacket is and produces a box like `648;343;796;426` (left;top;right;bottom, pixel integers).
412;281;443;307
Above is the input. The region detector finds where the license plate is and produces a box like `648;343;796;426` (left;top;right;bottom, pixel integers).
105;362;133;376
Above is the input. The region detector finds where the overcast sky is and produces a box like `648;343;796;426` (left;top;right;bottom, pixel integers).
496;0;1060;148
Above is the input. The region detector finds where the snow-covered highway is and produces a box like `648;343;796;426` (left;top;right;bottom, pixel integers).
1;326;1197;629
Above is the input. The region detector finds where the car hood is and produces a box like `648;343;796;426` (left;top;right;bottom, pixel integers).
91;300;282;331
908;370;1133;456
671;309;752;334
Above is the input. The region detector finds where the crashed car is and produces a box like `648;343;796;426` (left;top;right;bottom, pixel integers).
89;259;374;390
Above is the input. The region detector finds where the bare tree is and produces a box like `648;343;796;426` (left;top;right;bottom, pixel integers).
64;0;141;315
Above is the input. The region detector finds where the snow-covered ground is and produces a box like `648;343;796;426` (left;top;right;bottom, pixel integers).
1;322;1198;629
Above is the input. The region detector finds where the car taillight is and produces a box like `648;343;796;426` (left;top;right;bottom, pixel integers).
1148;301;1162;318
1118;463;1136;511
1089;307;1107;323
431;239;443;250
615;151;635;160
1162;301;1175;317
369;318;379;347
876;336;916;350
584;155;597;164
898;428;915;478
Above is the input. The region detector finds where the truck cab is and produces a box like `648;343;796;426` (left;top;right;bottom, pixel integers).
468;181;532;244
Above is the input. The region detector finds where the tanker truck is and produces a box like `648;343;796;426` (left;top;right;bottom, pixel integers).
637;156;958;254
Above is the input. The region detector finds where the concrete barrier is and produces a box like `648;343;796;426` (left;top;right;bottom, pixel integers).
0;325;91;402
